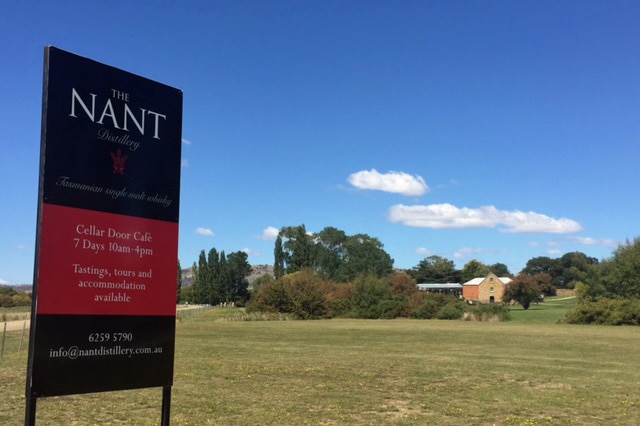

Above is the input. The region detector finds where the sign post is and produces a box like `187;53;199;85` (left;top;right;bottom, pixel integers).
25;47;182;425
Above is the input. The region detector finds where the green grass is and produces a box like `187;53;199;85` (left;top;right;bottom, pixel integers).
2;305;640;425
0;306;31;322
508;297;578;324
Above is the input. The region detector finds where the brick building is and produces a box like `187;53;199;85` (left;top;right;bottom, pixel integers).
462;273;512;303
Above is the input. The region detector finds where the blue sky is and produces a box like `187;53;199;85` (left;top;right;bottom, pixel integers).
1;1;638;284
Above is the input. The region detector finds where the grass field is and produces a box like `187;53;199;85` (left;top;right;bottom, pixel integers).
1;301;639;425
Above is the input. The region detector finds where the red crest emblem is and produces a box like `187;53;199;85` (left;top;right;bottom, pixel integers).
110;149;128;175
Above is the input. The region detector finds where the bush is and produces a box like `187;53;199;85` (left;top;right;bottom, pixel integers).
410;293;464;320
377;298;409;319
436;303;465;320
465;303;511;322
352;274;392;319
564;298;640;325
325;283;354;318
247;269;331;319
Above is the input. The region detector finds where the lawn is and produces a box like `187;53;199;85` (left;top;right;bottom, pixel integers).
1;303;639;425
508;296;578;324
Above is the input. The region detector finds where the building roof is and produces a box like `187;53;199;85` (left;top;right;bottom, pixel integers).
417;283;462;290
463;276;513;286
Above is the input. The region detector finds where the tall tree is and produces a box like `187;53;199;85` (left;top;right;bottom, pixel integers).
489;262;511;277
460;260;490;283
281;225;316;273
197;249;213;304
555;252;599;289
598;238;640;299
207;248;221;304
315;226;347;281
522;256;557;276
274;235;285;279
338;234;393;282
226;251;252;303
410;255;460;283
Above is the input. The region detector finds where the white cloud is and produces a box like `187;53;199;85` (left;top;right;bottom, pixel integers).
389;203;582;234
258;226;280;241
195;227;214;236
453;247;501;259
0;278;10;285
182;138;192;145
181;158;189;168
242;247;263;256
348;169;429;196
568;237;618;248
415;247;433;256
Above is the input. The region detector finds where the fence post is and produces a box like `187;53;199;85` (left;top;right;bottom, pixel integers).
1;322;6;360
19;320;27;354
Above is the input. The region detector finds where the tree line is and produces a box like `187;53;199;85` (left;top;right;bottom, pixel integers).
179;224;640;324
273;225;394;282
180;249;251;305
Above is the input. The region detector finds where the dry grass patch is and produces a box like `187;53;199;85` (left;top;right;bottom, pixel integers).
1;314;639;424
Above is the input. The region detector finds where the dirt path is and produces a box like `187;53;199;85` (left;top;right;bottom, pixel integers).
2;320;30;332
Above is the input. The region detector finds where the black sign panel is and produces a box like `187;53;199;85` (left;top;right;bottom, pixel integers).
27;47;182;398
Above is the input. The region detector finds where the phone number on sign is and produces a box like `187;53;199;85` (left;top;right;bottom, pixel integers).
88;332;133;343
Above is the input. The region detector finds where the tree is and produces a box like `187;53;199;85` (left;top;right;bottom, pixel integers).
338;234;393;282
315;226;347;280
273;235;285;279
503;273;541;310
280;225;316;273
226;251;251;304
522;256;557;276
410;255;460;283
274;225;394;283
206;248;221;304
460;260;490;283
555;252;599;289
598;238;640;299
489;263;511;277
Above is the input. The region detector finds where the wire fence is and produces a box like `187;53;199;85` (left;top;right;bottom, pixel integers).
0;321;29;361
0;305;214;362
175;304;215;320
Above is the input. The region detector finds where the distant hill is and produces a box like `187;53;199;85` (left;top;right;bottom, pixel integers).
180;264;274;287
1;284;32;293
247;265;274;284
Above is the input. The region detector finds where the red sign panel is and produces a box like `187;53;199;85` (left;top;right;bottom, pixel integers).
37;204;178;316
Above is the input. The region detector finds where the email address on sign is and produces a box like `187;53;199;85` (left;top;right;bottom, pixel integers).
49;345;164;360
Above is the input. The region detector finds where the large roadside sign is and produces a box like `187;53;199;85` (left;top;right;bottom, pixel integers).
26;46;182;409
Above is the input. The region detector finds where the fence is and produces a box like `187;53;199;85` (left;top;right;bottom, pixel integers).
0;321;29;361
175;304;215;321
0;306;213;361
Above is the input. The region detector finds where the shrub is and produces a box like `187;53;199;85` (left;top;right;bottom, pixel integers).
325;283;354;318
352;274;392;319
436;303;465;320
564;298;640;325
247;269;332;319
410;293;464;320
387;272;418;297
377;298;409;319
465;303;511;322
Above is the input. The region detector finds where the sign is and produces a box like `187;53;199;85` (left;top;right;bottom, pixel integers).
26;47;182;398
